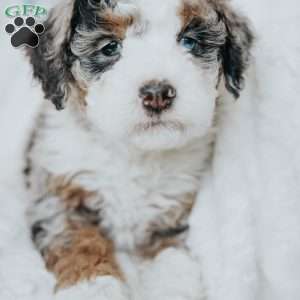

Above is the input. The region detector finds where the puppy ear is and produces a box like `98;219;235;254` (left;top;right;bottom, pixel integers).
26;0;76;110
217;3;254;98
27;0;116;110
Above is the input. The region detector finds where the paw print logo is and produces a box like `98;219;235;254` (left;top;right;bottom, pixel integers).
5;16;45;48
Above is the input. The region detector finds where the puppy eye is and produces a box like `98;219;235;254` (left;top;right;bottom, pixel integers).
100;41;122;57
180;37;198;51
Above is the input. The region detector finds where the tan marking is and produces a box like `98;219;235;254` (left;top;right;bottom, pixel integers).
72;81;88;108
48;174;96;210
138;236;183;259
179;0;210;27
45;224;123;290
101;9;134;39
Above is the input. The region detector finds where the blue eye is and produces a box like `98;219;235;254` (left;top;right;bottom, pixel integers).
101;41;122;57
180;37;198;51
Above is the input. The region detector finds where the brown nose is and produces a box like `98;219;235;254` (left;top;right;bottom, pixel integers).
139;80;176;114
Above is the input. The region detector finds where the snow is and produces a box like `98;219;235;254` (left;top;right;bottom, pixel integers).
0;0;300;300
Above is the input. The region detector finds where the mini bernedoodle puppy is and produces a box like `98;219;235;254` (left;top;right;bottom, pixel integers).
24;0;253;297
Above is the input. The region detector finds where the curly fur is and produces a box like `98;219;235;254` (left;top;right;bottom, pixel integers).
24;0;253;292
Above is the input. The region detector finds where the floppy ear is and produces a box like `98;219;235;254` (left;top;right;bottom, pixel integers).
26;0;76;110
216;2;254;98
26;0;115;110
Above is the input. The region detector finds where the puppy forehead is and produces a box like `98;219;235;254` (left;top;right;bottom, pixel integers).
137;0;181;21
116;0;213;33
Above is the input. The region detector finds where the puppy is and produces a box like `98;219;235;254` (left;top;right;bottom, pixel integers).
24;0;253;293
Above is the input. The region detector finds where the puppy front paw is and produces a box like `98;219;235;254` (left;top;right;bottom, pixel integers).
54;276;130;300
140;248;206;300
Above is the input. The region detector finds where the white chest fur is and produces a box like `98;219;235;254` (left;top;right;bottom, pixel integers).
31;105;213;252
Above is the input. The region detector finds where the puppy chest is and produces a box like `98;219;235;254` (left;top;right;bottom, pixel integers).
96;165;199;253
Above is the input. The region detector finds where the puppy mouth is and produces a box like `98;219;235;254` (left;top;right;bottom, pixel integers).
133;119;185;133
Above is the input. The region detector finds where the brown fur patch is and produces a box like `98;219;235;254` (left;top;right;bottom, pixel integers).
48;174;96;210
179;0;210;27
138;234;184;259
101;9;134;39
45;224;123;290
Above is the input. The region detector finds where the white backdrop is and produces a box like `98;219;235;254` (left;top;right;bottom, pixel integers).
188;1;300;300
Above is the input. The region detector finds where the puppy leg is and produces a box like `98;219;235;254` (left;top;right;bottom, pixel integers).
53;276;130;300
139;247;206;300
27;194;123;291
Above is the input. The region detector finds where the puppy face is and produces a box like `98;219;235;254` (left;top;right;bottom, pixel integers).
28;0;253;150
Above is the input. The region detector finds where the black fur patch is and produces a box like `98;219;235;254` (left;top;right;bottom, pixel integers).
217;9;254;98
27;0;114;110
70;0;123;78
31;220;47;244
178;16;226;63
27;18;75;110
152;224;189;240
71;0;115;34
179;3;253;98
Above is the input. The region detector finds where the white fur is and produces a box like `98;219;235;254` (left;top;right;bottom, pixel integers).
85;0;218;151
54;276;130;300
31;100;212;251
138;248;206;300
29;0;219;252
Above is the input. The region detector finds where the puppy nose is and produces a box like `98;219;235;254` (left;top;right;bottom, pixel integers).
139;80;176;114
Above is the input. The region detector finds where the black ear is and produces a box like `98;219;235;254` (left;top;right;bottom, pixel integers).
26;0;114;110
26;1;76;110
217;3;254;98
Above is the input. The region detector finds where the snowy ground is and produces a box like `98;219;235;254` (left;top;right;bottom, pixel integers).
0;1;300;300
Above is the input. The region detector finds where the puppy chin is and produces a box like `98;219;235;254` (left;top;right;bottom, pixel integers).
129;128;190;151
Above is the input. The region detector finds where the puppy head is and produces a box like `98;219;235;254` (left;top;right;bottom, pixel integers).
28;0;253;150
